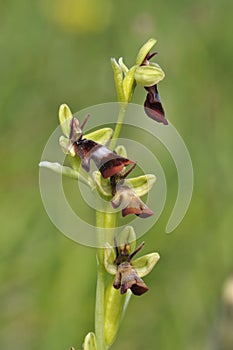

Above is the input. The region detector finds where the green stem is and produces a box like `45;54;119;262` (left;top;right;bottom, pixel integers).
95;258;106;350
109;103;128;151
95;211;106;350
95;211;117;350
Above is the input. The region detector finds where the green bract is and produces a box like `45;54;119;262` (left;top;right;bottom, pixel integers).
104;279;129;347
111;58;125;102
111;58;136;102
122;65;137;102
118;57;128;75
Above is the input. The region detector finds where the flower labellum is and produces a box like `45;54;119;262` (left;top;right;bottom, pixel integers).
74;139;135;179
144;85;168;125
114;261;148;295
111;185;154;218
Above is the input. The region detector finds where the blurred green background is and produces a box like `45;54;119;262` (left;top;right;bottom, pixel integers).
1;0;233;349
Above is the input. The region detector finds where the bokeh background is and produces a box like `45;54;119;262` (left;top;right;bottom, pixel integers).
1;0;233;349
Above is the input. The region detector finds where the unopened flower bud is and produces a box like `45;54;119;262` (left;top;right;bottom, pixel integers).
83;332;97;350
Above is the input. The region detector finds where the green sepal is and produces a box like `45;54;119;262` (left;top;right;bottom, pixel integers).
134;64;165;87
84;127;113;145
104;243;117;275
117;225;136;252
132;252;160;278
126;174;156;197
122;65;137;102
114;145;128;158
92;171;112;197
58;103;73;137
39;161;94;188
83;332;97;350
111;58;125;102
135;38;157;66
104;277;128;347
